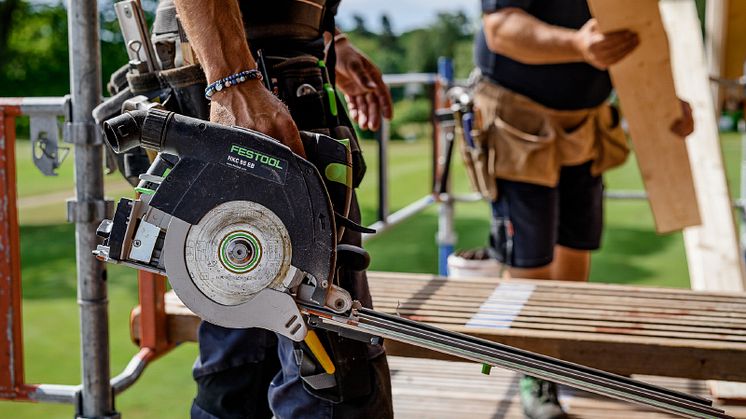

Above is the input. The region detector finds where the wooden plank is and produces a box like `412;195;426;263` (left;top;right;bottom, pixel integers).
587;0;700;233
705;0;728;108
389;357;746;418
369;271;746;299
661;0;746;398
723;0;746;81
660;0;746;292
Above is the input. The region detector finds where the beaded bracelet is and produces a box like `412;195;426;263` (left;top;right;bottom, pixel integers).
204;69;263;100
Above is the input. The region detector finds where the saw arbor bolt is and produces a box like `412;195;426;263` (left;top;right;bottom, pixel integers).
219;231;262;274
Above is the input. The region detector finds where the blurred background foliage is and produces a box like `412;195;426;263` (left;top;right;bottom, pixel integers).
0;1;474;140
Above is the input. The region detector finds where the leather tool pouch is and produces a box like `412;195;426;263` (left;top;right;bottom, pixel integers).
295;329;373;404
271;55;367;188
472;80;629;190
95;64;209;185
488;109;560;187
591;104;629;176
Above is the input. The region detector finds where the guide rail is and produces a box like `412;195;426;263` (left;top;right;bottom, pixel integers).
302;304;731;419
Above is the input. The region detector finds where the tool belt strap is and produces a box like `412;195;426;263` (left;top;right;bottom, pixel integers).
241;0;328;41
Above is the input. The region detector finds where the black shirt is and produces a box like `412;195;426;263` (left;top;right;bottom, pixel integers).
475;0;612;110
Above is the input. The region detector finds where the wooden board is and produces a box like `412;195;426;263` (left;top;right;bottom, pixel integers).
723;0;746;83
388;357;746;418
133;272;746;381
661;0;746;399
706;0;746;112
705;0;728;108
587;0;700;233
659;0;746;292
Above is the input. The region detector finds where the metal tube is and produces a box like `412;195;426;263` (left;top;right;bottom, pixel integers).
67;0;114;417
28;384;80;404
437;199;456;275
376;119;390;223
382;73;437;87
605;190;648;200
740;130;746;259
436;58;455;276
363;195;435;242
111;348;154;396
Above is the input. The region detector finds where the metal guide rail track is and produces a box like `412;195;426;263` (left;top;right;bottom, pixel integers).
301;304;731;419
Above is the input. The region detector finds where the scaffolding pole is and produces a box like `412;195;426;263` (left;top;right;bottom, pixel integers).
66;0;116;417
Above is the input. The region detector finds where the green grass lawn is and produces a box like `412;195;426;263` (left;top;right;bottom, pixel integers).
1;133;743;417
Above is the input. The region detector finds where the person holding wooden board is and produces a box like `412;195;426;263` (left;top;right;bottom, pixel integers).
463;1;695;418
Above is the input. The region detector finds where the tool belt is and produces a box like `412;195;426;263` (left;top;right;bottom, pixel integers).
241;0;336;41
266;54;367;188
463;79;629;199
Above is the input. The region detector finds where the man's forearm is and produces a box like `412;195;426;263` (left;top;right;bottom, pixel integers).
173;0;255;82
482;8;583;65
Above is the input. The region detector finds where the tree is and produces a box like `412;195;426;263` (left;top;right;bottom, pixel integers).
380;14;396;47
0;0;21;69
402;11;472;74
351;14;371;37
0;0;131;97
376;13;404;73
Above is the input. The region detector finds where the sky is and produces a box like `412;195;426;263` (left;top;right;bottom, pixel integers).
41;0;479;35
336;0;480;33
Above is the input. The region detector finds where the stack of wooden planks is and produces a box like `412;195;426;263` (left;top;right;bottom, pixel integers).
132;272;746;383
369;272;746;381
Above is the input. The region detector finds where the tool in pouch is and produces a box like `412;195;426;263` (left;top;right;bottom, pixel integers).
93;107;728;419
446;85;498;201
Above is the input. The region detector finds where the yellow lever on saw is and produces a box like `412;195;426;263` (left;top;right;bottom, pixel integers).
304;330;336;375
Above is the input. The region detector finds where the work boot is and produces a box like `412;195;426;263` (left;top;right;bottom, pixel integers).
519;375;567;419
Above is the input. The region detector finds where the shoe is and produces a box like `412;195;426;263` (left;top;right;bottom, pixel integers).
519;375;567;419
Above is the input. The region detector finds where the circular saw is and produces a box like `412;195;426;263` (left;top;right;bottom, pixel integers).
94;108;355;342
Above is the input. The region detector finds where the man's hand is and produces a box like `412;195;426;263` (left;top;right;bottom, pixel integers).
210;80;306;157
573;19;639;70
335;38;393;131
173;0;305;157
670;99;694;138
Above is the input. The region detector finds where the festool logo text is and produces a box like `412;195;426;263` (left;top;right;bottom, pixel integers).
230;145;283;169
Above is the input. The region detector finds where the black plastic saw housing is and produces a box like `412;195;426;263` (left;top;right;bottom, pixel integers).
103;109;337;286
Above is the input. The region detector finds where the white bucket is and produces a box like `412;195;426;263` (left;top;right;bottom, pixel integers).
447;253;502;278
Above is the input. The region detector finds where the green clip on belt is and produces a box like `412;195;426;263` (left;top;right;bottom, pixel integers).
318;60;338;117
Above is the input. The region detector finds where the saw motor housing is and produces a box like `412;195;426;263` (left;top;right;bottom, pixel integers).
95;109;356;341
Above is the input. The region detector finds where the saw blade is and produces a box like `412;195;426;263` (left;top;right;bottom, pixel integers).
184;200;292;306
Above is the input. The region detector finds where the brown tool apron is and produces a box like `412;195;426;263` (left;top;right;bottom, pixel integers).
468;80;629;197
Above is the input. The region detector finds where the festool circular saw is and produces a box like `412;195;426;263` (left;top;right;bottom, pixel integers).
93;108;730;419
95;108;356;342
